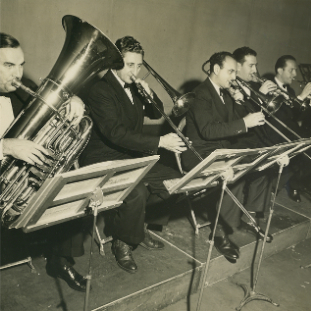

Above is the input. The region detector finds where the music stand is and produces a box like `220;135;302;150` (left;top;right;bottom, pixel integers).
235;138;311;310
4;155;159;311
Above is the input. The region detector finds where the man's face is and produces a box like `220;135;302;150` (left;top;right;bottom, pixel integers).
116;52;143;84
0;47;25;93
216;56;237;89
237;55;257;82
278;60;297;85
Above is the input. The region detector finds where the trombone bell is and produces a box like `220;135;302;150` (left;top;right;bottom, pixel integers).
172;92;196;117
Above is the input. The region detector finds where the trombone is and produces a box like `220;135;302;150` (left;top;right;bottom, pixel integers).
252;73;309;111
234;77;311;161
130;60;203;161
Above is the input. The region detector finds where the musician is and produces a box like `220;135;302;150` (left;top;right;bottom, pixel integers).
181;52;271;261
79;36;186;273
270;55;311;201
0;33;88;292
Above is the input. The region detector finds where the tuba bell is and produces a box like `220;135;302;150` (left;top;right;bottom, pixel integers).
0;15;124;226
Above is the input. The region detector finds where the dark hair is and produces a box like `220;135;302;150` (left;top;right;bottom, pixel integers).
0;33;20;49
233;46;257;64
202;51;234;75
275;55;296;73
115;36;144;57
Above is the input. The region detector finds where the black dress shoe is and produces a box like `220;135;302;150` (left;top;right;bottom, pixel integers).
213;235;239;260
287;188;302;203
237;221;273;243
139;229;165;250
111;239;137;274
46;263;87;292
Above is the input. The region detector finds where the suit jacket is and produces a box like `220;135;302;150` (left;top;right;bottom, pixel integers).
182;77;247;171
80;70;164;165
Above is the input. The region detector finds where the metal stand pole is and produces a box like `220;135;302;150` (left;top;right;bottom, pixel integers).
235;156;289;310
196;169;232;311
83;187;103;311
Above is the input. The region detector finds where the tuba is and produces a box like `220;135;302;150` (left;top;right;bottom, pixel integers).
0;15;124;226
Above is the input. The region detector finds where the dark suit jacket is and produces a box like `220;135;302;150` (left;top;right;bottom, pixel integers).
182;77;247;170
80;70;164;165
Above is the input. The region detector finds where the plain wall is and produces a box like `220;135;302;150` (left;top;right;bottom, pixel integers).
1;0;311;121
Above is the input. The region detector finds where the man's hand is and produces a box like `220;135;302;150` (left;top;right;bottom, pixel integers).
299;82;311;101
243;112;265;128
259;80;277;95
66;95;85;125
228;87;244;104
135;78;153;97
159;133;188;153
3;138;53;166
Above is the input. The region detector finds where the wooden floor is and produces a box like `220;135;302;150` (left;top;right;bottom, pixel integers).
1;188;310;311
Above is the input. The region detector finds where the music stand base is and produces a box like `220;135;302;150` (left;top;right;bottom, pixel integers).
236;286;279;310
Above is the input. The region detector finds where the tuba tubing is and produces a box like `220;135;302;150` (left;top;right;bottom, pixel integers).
0;15;124;226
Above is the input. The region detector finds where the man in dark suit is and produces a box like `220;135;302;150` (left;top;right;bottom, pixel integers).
79;36;186;273
1;33;87;292
270;55;311;201
181;52;271;261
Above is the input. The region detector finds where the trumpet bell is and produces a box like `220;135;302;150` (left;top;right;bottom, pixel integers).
172;92;195;116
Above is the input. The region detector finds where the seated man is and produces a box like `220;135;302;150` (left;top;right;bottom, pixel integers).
0;32;87;292
79;36;186;273
182;52;271;261
268;55;311;201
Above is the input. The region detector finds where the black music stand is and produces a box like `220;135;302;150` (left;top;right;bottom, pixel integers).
164;140;311;311
235;138;311;310
164;146;277;311
6;155;159;311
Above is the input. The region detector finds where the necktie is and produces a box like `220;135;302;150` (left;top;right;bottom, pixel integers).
124;83;131;89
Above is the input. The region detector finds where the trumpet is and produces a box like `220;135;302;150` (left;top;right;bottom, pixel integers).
252;73;309;111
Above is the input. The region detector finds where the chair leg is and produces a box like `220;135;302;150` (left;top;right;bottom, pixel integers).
186;195;211;235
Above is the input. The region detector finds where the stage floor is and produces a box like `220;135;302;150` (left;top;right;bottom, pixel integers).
1;187;310;311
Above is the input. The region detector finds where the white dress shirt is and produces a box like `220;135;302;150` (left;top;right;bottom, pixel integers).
0;96;15;160
111;70;135;104
209;78;225;104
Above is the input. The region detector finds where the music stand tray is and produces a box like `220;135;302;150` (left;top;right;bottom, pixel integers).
9;155;159;232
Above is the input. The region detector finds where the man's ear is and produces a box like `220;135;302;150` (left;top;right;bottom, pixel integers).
214;64;220;75
277;67;283;76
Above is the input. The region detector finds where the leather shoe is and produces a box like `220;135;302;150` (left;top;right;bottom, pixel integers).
213;235;239;260
111;239;137;274
237;220;273;243
139;229;165;250
287;187;302;203
46;263;87;292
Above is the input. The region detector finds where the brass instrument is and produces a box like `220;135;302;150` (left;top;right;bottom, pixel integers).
235;77;311;161
130;61;202;160
0;15;124;226
252;73;309;111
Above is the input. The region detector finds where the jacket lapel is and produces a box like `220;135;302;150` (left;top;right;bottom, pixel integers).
205;78;229;121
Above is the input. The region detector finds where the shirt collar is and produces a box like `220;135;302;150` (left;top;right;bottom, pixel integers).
209;77;222;96
112;69;127;88
275;76;287;90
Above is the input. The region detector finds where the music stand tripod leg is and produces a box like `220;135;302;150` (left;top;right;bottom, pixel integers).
196;170;232;311
235;157;289;310
84;187;103;311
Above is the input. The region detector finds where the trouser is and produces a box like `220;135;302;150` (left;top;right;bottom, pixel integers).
80;153;182;245
49;218;85;266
